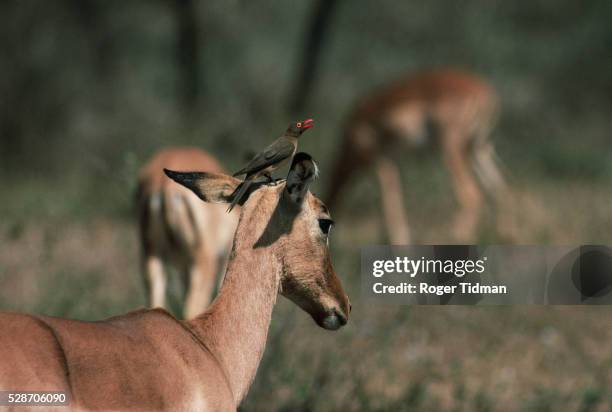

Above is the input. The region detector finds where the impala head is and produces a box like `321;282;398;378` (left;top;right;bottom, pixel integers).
164;152;350;330
286;118;314;137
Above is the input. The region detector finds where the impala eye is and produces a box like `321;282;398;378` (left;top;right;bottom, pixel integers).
318;218;334;235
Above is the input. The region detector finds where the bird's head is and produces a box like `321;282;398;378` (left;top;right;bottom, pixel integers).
286;118;314;137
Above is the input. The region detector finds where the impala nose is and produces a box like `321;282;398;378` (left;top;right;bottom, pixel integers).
320;308;348;330
335;309;348;326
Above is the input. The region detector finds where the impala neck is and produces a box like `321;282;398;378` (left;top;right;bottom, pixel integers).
187;191;281;405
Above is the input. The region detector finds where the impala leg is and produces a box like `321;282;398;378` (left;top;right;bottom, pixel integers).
144;255;167;309
184;252;217;319
375;156;411;244
443;139;482;242
472;141;513;239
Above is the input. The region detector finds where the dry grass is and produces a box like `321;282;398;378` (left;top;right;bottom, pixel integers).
1;174;611;411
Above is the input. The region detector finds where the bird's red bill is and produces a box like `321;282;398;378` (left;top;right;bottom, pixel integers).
302;119;314;129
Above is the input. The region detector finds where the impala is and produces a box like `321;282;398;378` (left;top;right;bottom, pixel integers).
0;153;350;411
137;147;238;318
326;68;509;243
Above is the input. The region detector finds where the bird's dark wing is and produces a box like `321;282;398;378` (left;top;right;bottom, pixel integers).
233;137;295;176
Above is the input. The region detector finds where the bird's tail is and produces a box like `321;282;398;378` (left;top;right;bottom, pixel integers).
227;178;253;213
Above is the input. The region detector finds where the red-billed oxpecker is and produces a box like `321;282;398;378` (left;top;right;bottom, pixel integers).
228;119;314;212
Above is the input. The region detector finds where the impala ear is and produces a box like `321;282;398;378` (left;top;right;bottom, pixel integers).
285;152;318;205
164;169;241;203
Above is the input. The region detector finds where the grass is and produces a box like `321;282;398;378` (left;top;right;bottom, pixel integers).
1;157;612;410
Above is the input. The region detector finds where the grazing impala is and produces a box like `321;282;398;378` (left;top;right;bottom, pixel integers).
137;147;239;318
0;153;349;411
326;68;509;243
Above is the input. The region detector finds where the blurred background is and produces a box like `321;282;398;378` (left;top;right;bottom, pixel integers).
1;0;611;410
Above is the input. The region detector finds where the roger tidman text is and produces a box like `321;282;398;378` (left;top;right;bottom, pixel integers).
372;282;508;296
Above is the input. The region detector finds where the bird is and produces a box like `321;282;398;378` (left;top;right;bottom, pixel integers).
227;119;314;212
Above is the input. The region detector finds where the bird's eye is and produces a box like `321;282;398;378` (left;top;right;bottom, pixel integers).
318;218;334;235
296;122;302;128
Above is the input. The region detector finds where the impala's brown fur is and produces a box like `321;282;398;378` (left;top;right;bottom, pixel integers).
137;147;238;318
326;68;509;242
0;162;349;411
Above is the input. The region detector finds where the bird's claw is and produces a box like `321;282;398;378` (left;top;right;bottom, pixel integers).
269;178;286;186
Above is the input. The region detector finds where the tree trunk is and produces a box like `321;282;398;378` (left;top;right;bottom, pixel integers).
175;0;201;116
287;0;340;114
